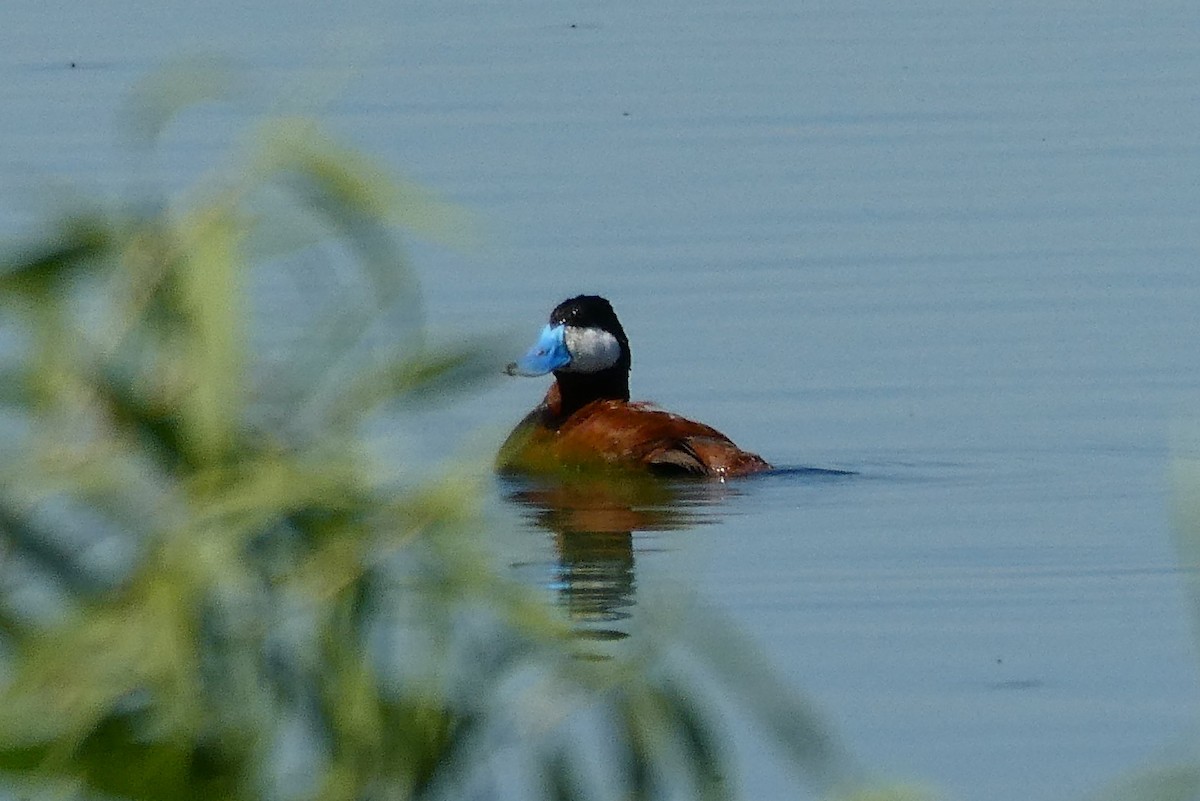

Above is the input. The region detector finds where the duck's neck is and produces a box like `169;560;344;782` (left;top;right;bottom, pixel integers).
552;368;630;420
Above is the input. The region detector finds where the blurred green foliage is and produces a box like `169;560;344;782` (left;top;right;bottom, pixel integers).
0;78;870;801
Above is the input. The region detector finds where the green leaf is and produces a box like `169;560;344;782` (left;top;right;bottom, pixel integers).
86;360;193;472
173;204;246;465
65;711;241;801
0;215;112;296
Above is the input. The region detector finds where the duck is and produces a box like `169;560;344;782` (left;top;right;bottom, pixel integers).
497;295;771;478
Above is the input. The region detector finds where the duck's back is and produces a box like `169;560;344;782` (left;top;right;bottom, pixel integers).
499;390;770;478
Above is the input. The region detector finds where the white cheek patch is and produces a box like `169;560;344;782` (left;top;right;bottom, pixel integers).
562;326;622;373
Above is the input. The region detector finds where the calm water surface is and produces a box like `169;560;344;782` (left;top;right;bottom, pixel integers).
3;2;1200;799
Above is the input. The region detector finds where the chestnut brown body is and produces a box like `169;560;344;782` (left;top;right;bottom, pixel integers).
499;377;770;478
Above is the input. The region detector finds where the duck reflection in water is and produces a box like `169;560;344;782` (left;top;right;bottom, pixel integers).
504;473;740;646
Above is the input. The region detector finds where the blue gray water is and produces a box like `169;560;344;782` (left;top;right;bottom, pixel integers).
3;2;1200;799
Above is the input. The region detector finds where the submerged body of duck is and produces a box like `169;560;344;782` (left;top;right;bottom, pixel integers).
498;295;770;478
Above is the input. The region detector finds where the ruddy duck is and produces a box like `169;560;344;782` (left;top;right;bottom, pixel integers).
498;295;771;478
